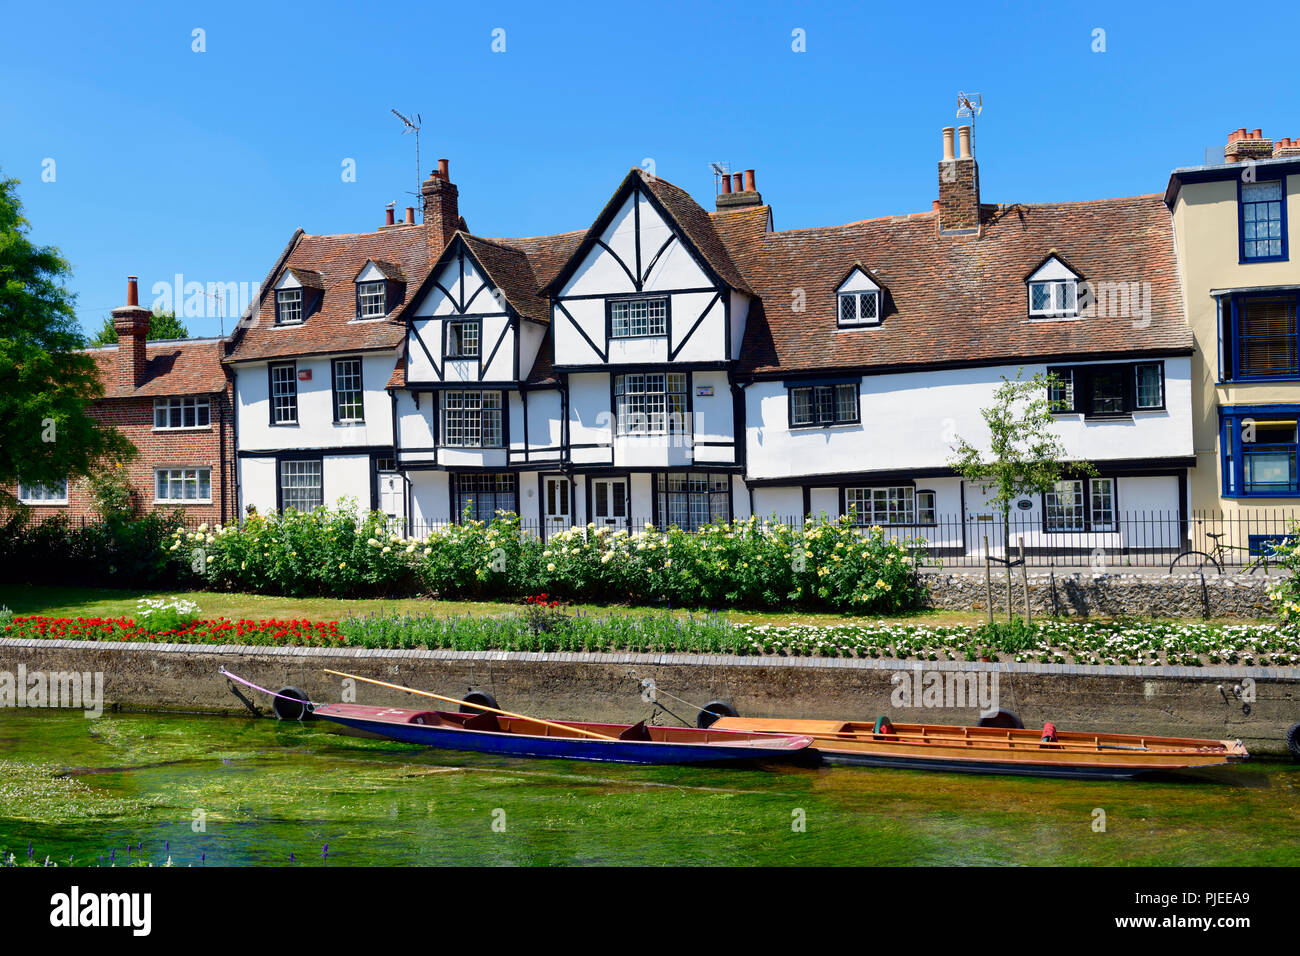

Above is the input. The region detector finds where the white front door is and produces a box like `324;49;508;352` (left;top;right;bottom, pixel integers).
592;478;628;530
543;476;570;536
378;470;405;526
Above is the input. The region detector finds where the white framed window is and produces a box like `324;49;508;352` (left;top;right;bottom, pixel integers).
332;358;364;422
610;297;668;337
155;468;212;503
845;486;934;525
1089;478;1116;531
18;479;68;505
153;397;211;429
357;281;387;319
838;291;880;327
447;321;480;358
1029;280;1078;317
1134;363;1164;409
1045;477;1115;532
280;460;322;512
276;288;303;325
614;373;687;435
270;363;298;424
442;390;503;448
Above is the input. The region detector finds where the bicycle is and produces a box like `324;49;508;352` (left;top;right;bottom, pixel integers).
1168;532;1285;575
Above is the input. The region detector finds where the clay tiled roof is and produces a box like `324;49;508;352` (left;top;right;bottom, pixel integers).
229;225;430;363
88;339;229;398
713;196;1191;377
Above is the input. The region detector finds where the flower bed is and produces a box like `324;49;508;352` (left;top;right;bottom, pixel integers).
3;616;343;645
5;610;1299;666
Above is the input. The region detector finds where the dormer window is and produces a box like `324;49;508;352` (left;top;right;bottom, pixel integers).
353;260;405;322
1026;255;1081;319
273;268;322;325
357;281;387;318
835;266;882;328
276;289;303;325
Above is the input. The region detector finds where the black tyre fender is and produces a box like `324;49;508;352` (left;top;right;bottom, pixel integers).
977;709;1024;729
272;687;312;721
1286;721;1300;761
460;689;499;715
697;699;738;729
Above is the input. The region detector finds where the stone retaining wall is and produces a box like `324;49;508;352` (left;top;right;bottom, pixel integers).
923;571;1275;619
2;638;1297;756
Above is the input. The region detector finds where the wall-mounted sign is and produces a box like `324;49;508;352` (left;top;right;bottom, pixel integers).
696;386;713;397
298;369;312;381
1016;498;1033;511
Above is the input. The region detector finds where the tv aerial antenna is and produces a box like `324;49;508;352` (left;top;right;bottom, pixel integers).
709;161;731;195
391;108;423;205
956;91;983;157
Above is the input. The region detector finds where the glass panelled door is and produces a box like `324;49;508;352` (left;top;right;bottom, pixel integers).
592;478;628;530
543;476;570;536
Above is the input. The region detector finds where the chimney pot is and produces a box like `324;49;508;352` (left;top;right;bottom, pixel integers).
422;159;461;262
720;173;732;194
732;172;743;193
385;206;395;226
1253;128;1263;139
942;127;955;161
958;126;972;160
127;275;139;307
405;206;415;224
744;169;756;192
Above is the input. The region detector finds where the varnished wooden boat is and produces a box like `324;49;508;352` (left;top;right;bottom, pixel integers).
313;703;814;765
710;717;1249;780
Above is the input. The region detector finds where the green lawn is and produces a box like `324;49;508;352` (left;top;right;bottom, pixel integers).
0;584;988;628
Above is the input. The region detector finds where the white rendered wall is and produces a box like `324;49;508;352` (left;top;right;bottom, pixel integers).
235;352;397;453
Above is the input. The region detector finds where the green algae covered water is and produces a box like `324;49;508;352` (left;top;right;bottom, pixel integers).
0;709;1297;867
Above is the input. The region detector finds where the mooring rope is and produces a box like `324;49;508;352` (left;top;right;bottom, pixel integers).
219;668;318;710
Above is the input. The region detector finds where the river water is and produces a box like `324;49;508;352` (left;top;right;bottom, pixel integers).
0;710;1296;866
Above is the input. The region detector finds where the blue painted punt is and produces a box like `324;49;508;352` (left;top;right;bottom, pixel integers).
311;703;814;765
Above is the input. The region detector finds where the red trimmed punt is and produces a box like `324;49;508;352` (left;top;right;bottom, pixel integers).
710;717;1249;780
313;703;814;765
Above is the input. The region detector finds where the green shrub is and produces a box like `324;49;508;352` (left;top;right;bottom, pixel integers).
171;506;928;613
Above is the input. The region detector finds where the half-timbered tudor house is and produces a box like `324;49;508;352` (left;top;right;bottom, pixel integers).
236;126;1195;559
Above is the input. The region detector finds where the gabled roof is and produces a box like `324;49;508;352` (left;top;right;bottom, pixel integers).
229;224;429;363
713;195;1191;377
355;259;406;282
283;266;325;290
543;169;753;296
87;339;229;398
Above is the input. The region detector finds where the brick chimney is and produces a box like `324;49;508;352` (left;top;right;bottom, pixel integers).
716;167;763;211
110;276;151;391
1225;128;1274;163
938;126;980;235
1273;136;1300;159
421;158;459;261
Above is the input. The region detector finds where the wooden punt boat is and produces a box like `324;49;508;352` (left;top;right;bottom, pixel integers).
312;703;815;765
710;717;1249;780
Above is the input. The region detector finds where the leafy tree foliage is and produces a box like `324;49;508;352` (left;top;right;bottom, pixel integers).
0;174;134;504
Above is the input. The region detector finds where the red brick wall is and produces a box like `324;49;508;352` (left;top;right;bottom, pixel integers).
7;383;236;526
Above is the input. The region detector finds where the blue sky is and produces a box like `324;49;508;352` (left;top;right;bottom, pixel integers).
2;0;1297;340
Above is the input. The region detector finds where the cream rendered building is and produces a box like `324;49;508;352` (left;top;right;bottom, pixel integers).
1167;129;1300;544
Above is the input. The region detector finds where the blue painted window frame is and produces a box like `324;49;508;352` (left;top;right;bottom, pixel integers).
1219;291;1300;382
1219;404;1300;498
1238;178;1288;264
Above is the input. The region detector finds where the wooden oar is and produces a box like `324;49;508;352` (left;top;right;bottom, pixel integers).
321;668;617;741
